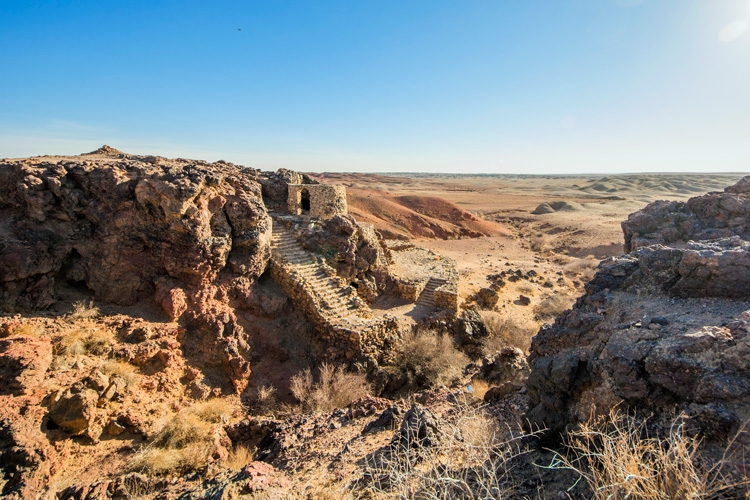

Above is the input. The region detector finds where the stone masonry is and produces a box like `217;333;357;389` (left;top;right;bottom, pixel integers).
287;184;347;219
269;217;400;362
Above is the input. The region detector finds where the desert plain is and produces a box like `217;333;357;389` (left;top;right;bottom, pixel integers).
318;171;744;333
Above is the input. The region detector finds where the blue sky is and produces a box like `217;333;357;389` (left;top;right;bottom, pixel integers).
1;0;748;173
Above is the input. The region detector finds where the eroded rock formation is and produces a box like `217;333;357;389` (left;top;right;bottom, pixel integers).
526;177;750;441
623;175;750;252
0;148;273;392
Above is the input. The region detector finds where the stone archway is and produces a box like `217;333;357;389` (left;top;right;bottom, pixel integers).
300;188;311;214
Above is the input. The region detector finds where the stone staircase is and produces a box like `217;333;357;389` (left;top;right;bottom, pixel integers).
269;221;375;327
268;220;403;360
415;277;447;308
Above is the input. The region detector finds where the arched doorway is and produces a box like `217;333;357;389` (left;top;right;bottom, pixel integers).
300;188;311;214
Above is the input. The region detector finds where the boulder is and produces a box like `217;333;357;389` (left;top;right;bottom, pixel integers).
391;404;446;451
472;347;529;387
48;388;99;436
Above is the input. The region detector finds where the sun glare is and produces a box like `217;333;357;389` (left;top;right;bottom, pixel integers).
718;19;749;42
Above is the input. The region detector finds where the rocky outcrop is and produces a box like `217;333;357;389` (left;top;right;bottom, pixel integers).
623;175;750;252
269;219;401;363
527;179;750;441
0;335;56;498
0;149;276;392
297;214;393;302
0;151;270;309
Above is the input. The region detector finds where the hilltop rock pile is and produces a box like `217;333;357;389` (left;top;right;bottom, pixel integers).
527;176;750;440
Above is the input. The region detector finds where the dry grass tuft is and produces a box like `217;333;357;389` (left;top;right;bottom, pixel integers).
59;327;114;356
360;405;528;498
129;398;235;476
291;363;370;413
101;361;139;389
249;384;277;415
225;444;254;470
67;300;100;321
8;323;45;337
533;293;572;322
558;411;750;500
391;330;468;390
479;312;537;354
467;379;492;402
563;256;599;281
530;234;552;254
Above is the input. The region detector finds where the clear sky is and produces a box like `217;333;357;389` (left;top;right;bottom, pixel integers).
1;1;748;174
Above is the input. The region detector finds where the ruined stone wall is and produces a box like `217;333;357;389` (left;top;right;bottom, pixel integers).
434;282;459;310
268;252;399;363
287;184;347;219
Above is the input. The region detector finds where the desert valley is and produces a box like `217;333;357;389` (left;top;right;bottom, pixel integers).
0;147;748;499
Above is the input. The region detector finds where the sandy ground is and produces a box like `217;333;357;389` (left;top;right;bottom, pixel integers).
315;172;746;333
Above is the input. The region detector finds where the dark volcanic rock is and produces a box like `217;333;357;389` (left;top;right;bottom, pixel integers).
527;178;750;442
391;404;446;451
472;347;529;387
526;243;750;441
622;175;750;252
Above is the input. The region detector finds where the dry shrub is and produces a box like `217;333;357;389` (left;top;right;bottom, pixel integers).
67;300;100;321
9;323;45;337
392;330;468;390
129;398;235;476
533;293;572;322
250;384;277;415
559;411;750;499
101;361;139;389
467;379;491;402
360;405;529;499
479;311;537;354
225;444;254;470
59;327;114;356
530;234;551;253
291;363;370;413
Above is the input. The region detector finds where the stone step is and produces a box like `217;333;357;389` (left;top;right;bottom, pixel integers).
271;220;374;329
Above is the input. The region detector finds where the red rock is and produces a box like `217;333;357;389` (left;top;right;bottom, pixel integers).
0;336;52;397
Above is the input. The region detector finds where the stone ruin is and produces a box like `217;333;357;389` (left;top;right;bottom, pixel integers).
0;148;461;379
268;180;460;365
286;183;347;219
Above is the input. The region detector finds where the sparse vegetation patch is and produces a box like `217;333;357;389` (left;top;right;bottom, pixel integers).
291;363;370;413
391;330;468;390
129;399;235;476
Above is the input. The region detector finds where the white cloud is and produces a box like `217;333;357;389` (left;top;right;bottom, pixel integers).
718;20;748;43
